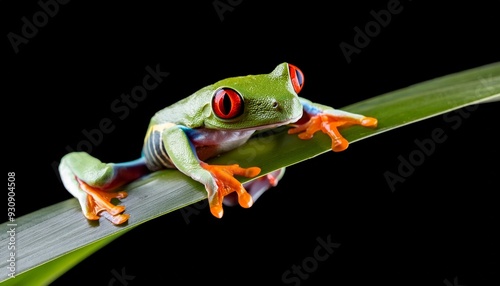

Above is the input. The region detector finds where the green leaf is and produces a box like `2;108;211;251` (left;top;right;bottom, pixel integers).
1;62;499;285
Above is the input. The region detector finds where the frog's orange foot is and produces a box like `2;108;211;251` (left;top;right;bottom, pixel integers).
77;179;130;225
289;112;377;152
200;162;261;218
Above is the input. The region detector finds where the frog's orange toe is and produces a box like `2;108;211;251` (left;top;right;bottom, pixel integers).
244;167;261;178
332;137;349;152
102;212;130;225
210;204;224;218
108;205;126;216
83;207;100;221
361;117;378;127
238;191;253;208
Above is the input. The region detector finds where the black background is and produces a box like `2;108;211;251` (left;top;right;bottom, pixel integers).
3;1;499;285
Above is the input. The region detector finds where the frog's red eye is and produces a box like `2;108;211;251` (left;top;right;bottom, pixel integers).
212;88;244;119
289;64;304;94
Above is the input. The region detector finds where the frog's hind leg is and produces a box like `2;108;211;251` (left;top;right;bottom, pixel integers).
223;168;286;207
59;152;150;225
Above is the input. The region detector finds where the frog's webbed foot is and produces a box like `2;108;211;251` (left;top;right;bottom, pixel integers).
59;152;149;225
77;179;130;225
288;110;377;152
200;162;261;218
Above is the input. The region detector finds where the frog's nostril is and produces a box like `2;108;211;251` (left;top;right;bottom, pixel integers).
272;100;279;109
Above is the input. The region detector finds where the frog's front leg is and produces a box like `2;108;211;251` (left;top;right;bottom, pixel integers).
288;98;378;152
162;126;260;218
59;153;149;224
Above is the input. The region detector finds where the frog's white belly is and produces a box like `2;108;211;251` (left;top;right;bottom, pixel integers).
190;129;256;160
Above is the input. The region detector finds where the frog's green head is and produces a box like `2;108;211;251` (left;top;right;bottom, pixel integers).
202;62;304;130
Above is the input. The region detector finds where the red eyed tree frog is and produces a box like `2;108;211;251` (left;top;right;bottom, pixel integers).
59;63;377;225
